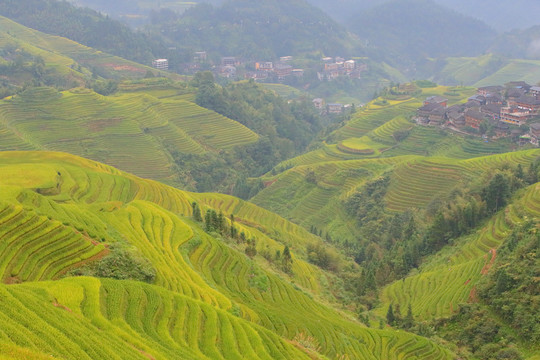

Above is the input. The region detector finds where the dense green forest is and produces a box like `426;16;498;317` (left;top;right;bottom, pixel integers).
171;72;325;193
146;0;360;61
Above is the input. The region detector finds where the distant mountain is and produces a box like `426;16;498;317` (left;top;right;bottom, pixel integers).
346;0;495;68
489;26;540;60
147;0;360;60
434;0;540;31
302;0;540;32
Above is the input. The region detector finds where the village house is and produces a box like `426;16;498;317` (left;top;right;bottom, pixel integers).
505;81;531;92
468;94;486;106
416;103;445;124
216;65;236;78
492;120;510;138
279;56;293;62
464;109;488;129
194;52;207;62
500;106;530;126
508;95;540;114
428;107;446;125
312;98;325;111
480;103;502;121
152;59;168;70
530;86;540;98
256;62;273;71
327;103;344;114
506;88;526;99
529;123;540;146
244;71;269;81
221;57;238;66
447;110;465;127
292;69;304;77
274;63;293;79
423;96;448;107
477;85;504;96
485;93;503;104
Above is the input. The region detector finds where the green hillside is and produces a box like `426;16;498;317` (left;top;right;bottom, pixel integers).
0;86;257;185
420;53;540;86
0;15;164;82
0;151;456;359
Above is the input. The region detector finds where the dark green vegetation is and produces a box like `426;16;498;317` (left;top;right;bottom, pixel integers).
147;0;358;61
175;72;324;192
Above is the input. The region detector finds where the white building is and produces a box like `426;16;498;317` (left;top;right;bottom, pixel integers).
152;59;169;70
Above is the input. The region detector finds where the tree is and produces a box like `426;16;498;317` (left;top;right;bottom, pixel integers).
191;202;202;222
404;304;414;329
386;304;395;326
483;173;509;213
282;245;293;274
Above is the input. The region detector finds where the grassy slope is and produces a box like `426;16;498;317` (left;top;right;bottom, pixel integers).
0;151;455;359
0;15;163;80
0;86;257;184
434;54;540;87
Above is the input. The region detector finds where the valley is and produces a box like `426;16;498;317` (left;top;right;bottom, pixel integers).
0;1;538;359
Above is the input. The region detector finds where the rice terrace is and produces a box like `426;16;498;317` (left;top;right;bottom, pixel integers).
0;0;539;359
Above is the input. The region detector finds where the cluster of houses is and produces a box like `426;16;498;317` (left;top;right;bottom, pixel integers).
245;56;301;81
416;81;540;146
317;57;367;81
179;52;368;84
312;98;353;115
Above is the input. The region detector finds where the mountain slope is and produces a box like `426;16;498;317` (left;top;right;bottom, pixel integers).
147;0;360;59
0;87;257;185
346;0;495;67
0;151;456;359
0;15;162;82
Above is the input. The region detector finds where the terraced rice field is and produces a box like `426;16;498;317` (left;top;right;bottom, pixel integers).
368;116;413;145
0;202;106;283
378;181;540;320
0;151;456;359
334;99;419;140
0;15;158;79
0;87;257;183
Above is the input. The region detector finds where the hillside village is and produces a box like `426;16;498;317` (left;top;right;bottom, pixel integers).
175;53;368;83
416;81;540;146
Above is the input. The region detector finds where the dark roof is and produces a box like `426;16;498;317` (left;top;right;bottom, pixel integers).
505;81;531;89
516;95;540;106
418;103;444;112
446;104;463;112
464;101;480;109
468;94;486;102
485;93;503;103
507;88;526;98
495;121;510;130
481;103;502;114
478;85;504;93
425;95;448;104
430;107;446;116
465;109;488;121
